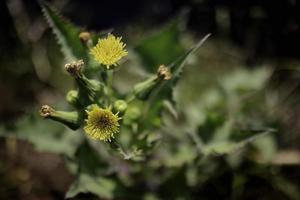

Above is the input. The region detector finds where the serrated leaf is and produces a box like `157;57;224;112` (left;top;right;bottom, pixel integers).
132;34;210;103
151;33;211;103
39;0;87;62
168;34;211;82
139;34;211;129
66;173;116;199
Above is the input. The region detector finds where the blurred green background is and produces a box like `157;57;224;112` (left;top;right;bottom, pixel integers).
1;0;300;199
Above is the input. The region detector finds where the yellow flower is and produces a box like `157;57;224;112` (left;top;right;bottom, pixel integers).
84;105;120;142
90;33;128;69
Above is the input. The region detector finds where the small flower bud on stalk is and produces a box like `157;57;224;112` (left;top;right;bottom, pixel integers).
66;90;81;108
133;64;172;100
113;100;127;116
65;60;84;77
65;60;103;106
40;105;82;130
79;32;93;48
157;65;172;80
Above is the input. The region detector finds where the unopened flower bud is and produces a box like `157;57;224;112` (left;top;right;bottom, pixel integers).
79;32;92;48
66;90;81;107
114;100;127;114
157;65;172;80
65;60;84;77
39;105;82;130
40;105;54;118
133;64;173;100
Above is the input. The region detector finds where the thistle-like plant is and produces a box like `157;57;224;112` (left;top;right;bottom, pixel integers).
22;1;286;199
38;0;213;159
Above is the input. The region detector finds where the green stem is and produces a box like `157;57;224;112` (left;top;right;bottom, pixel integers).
105;70;114;106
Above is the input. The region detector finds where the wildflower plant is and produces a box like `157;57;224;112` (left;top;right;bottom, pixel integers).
3;1;292;199
38;0;213;158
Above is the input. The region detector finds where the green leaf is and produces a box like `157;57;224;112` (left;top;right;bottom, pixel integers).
66;173;116;199
252;133;276;162
136;19;186;72
203;141;237;155
75;140;109;174
169;34;211;82
65;141;126;198
221;67;271;93
203;130;273;156
151;33;211;103
139;34;211;129
1;114;82;157
39;0;87;62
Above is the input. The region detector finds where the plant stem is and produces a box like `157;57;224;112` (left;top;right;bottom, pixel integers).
105;70;114;106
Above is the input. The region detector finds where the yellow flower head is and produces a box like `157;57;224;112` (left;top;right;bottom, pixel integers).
90;33;128;69
84;105;120;142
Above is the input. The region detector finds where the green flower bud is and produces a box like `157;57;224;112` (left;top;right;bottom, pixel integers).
66;90;80;107
114;100;127;114
39;105;82;130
